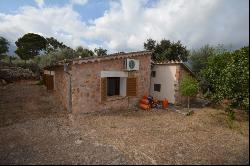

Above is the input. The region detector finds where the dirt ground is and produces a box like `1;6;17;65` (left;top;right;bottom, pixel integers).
0;81;249;165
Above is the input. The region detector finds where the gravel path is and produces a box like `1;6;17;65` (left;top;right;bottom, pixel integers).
0;81;249;164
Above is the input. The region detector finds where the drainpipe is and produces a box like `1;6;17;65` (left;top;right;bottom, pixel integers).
149;61;154;96
64;63;72;113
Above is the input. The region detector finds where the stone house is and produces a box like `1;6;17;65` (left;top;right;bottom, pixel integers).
43;51;152;113
150;61;195;105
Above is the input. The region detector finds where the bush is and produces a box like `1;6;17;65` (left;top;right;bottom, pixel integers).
201;46;249;110
34;48;77;69
36;79;44;85
179;74;199;109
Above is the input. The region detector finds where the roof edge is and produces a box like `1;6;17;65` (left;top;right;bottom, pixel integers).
44;50;152;70
152;60;196;77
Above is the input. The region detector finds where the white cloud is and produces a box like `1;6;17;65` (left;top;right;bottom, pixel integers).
85;0;249;52
70;0;88;6
0;5;89;50
35;0;44;8
0;0;249;54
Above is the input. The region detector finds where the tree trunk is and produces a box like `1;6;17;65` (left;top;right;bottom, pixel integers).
9;56;12;65
188;96;190;110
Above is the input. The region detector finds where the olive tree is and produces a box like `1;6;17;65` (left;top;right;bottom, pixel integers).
0;36;9;58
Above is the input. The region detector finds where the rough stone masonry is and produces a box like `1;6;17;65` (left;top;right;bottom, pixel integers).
48;51;152;114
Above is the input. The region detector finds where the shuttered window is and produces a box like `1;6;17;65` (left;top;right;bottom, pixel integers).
127;77;137;96
101;77;107;102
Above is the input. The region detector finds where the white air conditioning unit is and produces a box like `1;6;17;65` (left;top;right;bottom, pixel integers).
124;59;139;71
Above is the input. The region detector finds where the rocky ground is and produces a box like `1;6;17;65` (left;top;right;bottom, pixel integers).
0;81;249;164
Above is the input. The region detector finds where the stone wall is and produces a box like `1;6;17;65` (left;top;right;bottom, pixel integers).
0;66;37;83
53;67;70;111
54;54;151;114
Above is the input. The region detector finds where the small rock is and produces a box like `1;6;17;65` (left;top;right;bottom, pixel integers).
0;79;7;86
75;138;83;145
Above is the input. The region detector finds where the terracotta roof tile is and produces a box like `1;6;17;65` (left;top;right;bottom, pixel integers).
44;51;152;70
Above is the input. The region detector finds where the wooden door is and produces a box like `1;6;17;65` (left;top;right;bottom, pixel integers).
43;74;54;90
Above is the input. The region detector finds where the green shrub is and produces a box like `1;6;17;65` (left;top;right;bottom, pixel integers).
179;74;199;109
36;79;44;85
201;46;249;110
34;48;77;69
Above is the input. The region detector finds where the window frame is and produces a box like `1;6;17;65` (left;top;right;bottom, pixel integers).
107;77;120;96
151;71;156;77
154;84;161;92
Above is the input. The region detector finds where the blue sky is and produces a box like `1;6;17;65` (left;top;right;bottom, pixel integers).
0;0;37;12
0;0;109;21
0;0;249;54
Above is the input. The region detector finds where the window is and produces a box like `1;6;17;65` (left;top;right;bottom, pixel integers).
151;71;156;77
154;84;161;92
107;77;120;96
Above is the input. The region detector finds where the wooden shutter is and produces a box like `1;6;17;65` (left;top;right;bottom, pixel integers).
43;74;54;90
47;75;54;90
101;77;107;102
127;77;137;96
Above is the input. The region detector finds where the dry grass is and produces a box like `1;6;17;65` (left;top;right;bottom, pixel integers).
72;108;249;165
0;81;249;164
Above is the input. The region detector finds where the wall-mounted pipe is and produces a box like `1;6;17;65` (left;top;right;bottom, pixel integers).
64;63;72;113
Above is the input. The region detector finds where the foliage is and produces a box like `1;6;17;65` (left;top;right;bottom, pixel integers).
0;54;9;60
186;110;194;116
180;74;199;97
1;55;41;74
46;37;70;53
189;45;215;73
190;44;232;94
19;62;41;74
3;50;76;76
226;107;235;128
201;46;249;110
1;55;20;64
179;74;199;109
143;38;156;51
225;107;236;120
34;48;77;68
0;36;9;57
15;33;47;61
94;47;107;56
144;38;189;61
36;79;44;85
75;46;94;57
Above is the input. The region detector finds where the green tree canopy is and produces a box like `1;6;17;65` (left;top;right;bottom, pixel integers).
94;47;107;56
179;74;199;109
144;38;156;51
201;46;249;110
0;36;9;57
189;45;215;73
34;47;77;68
46;37;70;53
15;33;47;61
144;39;189;62
75;46;94;57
